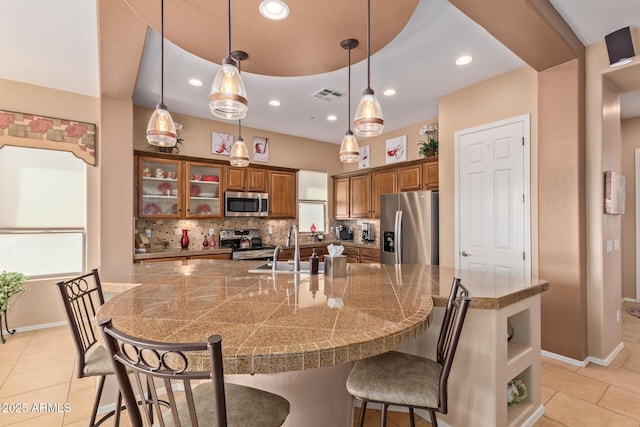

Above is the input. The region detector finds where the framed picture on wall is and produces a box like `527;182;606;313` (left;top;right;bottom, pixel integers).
359;145;370;169
385;135;407;164
212;132;232;156
253;136;269;162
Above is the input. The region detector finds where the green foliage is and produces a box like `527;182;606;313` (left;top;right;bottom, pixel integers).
0;271;28;311
418;124;439;157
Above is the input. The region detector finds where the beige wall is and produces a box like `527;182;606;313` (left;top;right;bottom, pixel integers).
438;66;539;270
0;78;100;328
622;117;640;299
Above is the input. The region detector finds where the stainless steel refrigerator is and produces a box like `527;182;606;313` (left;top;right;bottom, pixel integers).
380;191;438;265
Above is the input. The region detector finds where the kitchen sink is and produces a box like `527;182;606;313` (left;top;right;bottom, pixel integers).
248;261;324;274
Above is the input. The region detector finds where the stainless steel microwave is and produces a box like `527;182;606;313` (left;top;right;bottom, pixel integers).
224;191;269;217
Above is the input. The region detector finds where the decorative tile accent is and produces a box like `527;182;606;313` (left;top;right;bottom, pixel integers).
0;110;96;165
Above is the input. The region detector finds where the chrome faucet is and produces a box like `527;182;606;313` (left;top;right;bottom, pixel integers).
285;225;300;272
272;245;283;272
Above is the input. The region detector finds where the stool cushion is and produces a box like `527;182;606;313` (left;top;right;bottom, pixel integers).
83;344;114;376
346;351;442;409
165;381;290;427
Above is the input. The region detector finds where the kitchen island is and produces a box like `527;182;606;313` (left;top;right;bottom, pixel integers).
98;260;548;426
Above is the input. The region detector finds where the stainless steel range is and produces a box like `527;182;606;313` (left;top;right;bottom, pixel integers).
219;229;277;260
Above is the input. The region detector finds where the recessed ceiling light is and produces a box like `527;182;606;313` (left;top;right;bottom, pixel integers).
188;78;204;87
327;114;338;121
455;55;473;66
383;89;396;96
259;0;289;20
268;99;281;106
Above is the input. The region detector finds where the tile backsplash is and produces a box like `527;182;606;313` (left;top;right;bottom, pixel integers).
135;218;380;250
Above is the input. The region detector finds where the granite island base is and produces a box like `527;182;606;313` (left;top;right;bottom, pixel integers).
98;260;548;427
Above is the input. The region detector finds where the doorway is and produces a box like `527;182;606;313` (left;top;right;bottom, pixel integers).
454;114;531;280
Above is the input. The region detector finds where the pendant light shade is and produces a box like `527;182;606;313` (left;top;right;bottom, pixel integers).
147;0;177;147
209;0;248;120
230;133;250;167
339;131;359;163
339;38;360;163
354;0;383;137
229;51;249;167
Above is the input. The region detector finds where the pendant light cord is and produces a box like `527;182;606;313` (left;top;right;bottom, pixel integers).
366;0;371;91
348;46;352;132
160;0;165;106
227;0;232;56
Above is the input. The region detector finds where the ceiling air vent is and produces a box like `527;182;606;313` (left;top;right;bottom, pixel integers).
310;88;344;102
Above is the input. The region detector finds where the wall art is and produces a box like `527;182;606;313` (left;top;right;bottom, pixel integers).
385;135;407;164
253;136;269;162
211;132;232;156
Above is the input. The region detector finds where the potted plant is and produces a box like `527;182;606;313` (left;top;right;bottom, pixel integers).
0;271;28;312
418;124;438;157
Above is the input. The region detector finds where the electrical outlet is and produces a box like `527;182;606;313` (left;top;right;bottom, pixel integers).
614;239;620;251
145;229;152;238
268;226;273;235
209;228;214;236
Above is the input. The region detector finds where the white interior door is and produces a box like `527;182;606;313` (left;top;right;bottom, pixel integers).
455;115;531;280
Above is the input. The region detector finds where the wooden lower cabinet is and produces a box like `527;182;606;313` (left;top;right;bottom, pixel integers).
189;253;232;260
269;171;296;218
360;247;380;263
342;245;360;263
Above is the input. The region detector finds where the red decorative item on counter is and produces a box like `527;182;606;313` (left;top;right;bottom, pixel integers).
203;235;209;248
310;223;317;234
180;229;189;249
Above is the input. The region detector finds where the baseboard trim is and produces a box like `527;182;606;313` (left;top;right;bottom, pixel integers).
587;341;625;366
520;404;545;427
11;321;67;334
541;350;588;367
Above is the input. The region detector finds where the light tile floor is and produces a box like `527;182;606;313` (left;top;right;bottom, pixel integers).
1;302;640;426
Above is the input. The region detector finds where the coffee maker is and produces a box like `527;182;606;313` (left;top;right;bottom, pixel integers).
362;223;375;242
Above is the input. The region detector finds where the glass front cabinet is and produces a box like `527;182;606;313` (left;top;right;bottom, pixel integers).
137;156;224;219
138;157;183;219
185;161;223;218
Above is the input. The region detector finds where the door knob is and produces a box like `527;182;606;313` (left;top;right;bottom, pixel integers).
460;251;470;257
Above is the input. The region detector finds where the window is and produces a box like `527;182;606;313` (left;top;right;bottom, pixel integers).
298;170;327;233
0;146;86;278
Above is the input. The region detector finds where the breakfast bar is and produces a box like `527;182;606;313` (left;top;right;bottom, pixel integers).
97;259;548;426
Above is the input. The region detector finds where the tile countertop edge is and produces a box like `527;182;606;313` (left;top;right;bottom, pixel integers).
432;281;550;310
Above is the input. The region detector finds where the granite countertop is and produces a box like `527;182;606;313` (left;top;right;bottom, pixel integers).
133;247;232;260
97;260;548;374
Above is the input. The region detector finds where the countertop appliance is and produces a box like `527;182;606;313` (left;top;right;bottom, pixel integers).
362;223;375;243
219;229;276;260
224;191;269;217
380;191;438;265
335;225;353;241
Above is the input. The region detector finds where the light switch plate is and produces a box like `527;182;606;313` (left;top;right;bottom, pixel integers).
614;239;620;251
606;240;613;253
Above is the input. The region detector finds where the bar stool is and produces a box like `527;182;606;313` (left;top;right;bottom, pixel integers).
55;269;123;426
346;278;471;427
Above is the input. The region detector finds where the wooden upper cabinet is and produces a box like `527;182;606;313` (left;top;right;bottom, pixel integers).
247;168;267;192
226;167;245;191
423;162;439;189
333;177;350;219
397;163;423;192
269;170;296;218
372;169;397;217
226;167;267;192
350;174;371;218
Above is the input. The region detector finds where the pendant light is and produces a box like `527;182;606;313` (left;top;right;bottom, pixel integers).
229;51;249;167
353;0;384;137
339;39;360;163
209;0;248;120
146;0;177;147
